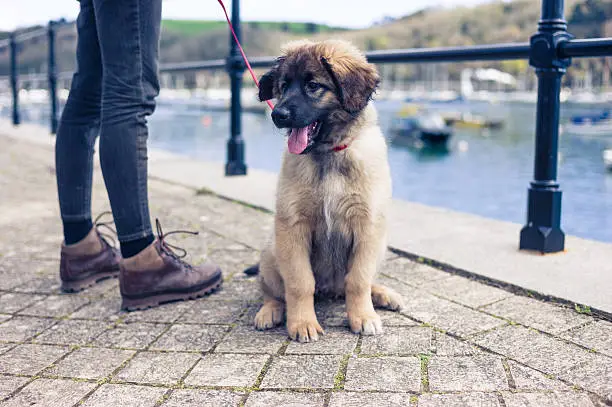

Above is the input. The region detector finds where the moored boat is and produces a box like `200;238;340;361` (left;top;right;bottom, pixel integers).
563;110;612;136
389;106;453;148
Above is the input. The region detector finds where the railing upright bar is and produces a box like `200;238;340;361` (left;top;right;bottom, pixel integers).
48;21;59;134
225;0;247;176
519;0;572;253
9;33;20;126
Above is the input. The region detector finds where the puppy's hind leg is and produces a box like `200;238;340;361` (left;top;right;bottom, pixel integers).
255;294;285;330
371;284;405;312
254;248;285;330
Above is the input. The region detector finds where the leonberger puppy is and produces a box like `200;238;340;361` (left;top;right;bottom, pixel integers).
252;39;404;342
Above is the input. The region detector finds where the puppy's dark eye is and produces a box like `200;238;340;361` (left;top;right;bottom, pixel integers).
306;81;321;92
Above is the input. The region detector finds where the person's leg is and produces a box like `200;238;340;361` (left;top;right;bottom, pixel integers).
55;0;102;246
56;0;122;293
93;0;160;257
92;0;222;309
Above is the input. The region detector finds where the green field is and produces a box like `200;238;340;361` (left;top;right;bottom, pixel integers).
161;19;347;35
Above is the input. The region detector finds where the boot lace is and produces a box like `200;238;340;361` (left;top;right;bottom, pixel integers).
155;219;199;271
93;211;118;249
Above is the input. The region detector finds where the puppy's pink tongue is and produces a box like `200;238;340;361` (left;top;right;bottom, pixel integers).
288;127;309;154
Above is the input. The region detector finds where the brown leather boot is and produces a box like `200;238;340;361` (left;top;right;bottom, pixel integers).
119;220;222;311
60;215;121;293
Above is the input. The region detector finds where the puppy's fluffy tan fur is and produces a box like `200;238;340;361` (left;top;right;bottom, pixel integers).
254;40;404;342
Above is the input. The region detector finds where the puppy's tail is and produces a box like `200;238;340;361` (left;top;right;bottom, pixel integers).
243;263;260;276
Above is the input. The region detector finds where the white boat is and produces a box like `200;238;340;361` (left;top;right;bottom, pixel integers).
604;149;612;171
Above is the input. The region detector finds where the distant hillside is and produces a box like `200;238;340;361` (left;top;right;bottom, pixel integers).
162;20;345;36
0;0;610;87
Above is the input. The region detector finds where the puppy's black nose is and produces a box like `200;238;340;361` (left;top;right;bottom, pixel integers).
272;107;291;128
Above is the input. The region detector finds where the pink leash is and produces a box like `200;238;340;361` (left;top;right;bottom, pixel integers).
217;0;275;110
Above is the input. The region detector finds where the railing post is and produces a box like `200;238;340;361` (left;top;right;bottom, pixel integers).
225;0;247;176
48;20;58;134
519;0;572;253
9;32;20;126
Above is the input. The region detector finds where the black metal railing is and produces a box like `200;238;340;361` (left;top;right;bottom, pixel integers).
1;0;611;253
0;23;65;131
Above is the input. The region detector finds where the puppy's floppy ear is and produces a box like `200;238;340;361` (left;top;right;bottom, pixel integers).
258;57;285;102
258;70;276;102
322;57;380;114
342;64;380;113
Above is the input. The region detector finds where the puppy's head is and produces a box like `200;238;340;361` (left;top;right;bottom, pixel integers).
258;40;379;154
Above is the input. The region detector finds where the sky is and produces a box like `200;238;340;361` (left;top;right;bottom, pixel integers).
0;0;495;31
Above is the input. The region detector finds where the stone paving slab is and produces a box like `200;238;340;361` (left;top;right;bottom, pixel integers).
12;274;63;295
260;355;341;389
69;296;123;321
393;284;507;336
562;355;612;403
507;360;570;391
432;331;484;356
34;319;110;345
428;355;509;392
285;327;358;355
481;295;593;334
381;257;452;286
244;391;326;407
472;325;598;375
80;384;167;407
184;353;269;387
0;293;45;314
210;281;263;303
0;376;29;400
122;300;189;324
329;392;412;407
420;275;513;308
149;323;228;352
165;389;244;407
560;320;612;356
92;321;168;349
0;316;56;342
417;392;502;407
0;344;69;375
501;391;596;407
114;351;200;385
0;343;13;355
215;325;287;354
344;356;421;392
17;294;90;318
178;300;246;324
1;378;96;407
1;134;612;406
44;347;135;380
360;326;432;355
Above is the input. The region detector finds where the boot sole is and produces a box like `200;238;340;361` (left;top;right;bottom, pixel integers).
61;269;121;293
121;276;223;311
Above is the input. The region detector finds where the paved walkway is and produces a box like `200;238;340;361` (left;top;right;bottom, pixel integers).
0;134;610;407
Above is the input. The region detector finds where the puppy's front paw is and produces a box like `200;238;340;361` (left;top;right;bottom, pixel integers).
349;311;383;335
287;318;324;343
254;302;284;330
